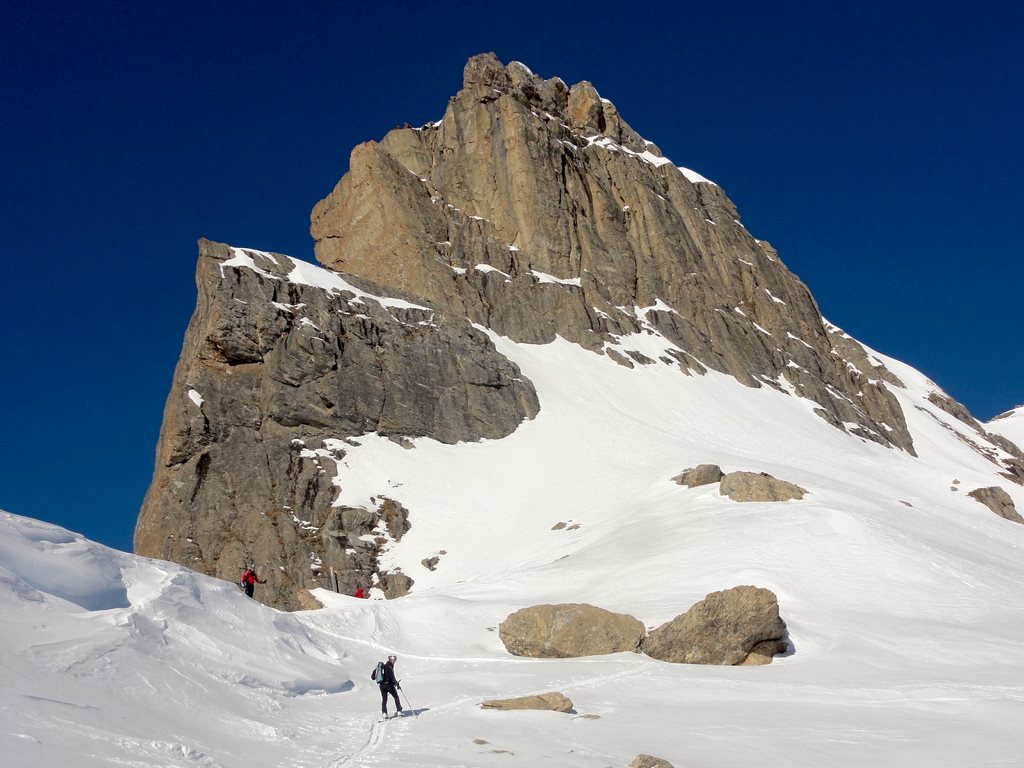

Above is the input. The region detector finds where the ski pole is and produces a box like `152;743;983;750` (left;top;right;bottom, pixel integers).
399;683;415;717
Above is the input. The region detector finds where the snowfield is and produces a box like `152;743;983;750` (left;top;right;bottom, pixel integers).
3;286;1024;767
987;404;1024;447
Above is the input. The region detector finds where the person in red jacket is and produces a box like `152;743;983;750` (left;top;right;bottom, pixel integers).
239;566;265;598
354;587;367;598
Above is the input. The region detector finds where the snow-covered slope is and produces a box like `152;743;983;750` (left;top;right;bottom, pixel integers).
987;405;1024;448
3;307;1024;766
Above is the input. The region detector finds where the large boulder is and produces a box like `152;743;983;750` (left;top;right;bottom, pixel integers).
480;692;573;712
499;603;645;658
719;471;807;502
968;486;1023;524
641;586;787;665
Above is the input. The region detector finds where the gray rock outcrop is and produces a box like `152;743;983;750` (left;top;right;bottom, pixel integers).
311;52;917;454
135;240;539;610
480;692;574;712
719;471;807;502
967;486;1023;524
641;586;787;665
499;603;645;657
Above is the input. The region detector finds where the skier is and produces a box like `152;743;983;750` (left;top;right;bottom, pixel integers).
378;654;404;719
354;586;366;599
239;565;266;598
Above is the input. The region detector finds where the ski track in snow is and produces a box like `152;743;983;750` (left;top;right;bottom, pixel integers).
327;716;387;768
322;662;640;767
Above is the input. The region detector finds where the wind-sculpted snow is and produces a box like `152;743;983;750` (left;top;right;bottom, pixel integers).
0;512;129;610
1;510;361;767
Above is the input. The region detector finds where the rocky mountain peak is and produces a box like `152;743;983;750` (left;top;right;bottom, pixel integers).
137;55;1020;612
311;53;914;453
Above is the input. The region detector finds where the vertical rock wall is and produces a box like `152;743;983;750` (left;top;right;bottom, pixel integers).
135;240;538;610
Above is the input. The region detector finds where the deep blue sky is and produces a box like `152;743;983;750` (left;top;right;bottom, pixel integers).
3;1;1021;553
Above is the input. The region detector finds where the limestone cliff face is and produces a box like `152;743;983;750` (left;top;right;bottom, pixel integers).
135;239;538;610
311;53;914;453
145;55;1011;610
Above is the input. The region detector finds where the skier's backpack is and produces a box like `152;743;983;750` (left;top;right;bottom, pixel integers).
370;661;385;683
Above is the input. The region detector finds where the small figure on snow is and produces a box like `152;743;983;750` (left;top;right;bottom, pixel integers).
377;654;403;718
354;586;367;599
239;565;266;598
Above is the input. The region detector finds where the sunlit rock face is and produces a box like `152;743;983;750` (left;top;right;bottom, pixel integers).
311;52;916;454
146;54;1013;611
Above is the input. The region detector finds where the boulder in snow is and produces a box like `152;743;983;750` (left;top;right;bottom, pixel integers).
719;471;806;502
967;486;1023;524
672;464;724;488
641;586;787;665
480;692;573;712
628;755;675;768
499;603;644;658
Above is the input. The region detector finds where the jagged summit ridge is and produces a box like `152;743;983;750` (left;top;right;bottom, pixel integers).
311;53;913;452
463;53;663;158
